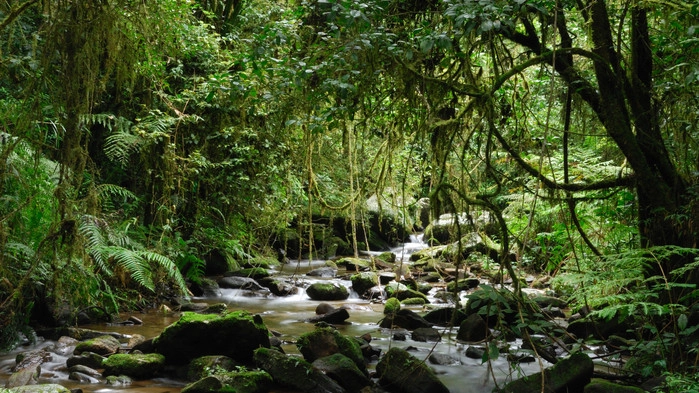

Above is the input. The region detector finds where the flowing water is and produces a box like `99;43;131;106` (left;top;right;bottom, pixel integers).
0;235;550;393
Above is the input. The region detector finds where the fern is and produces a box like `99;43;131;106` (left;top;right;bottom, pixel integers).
79;215;188;294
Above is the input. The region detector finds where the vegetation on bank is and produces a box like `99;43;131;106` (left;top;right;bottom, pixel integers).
1;0;698;389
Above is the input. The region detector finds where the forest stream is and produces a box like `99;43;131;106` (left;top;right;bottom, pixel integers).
0;235;554;393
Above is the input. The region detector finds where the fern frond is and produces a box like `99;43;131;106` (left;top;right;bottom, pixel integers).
105;131;143;167
140;251;188;294
110;247;154;292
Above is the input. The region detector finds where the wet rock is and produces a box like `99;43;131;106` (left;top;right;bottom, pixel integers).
312;353;373;393
182;371;273;393
456;314;490;342
67;364;102;378
9;384;72;393
350;272;378;298
307;267;338;277
66;352;106;369
446;277;480;292
106;374;132;385
179;302;210;312
423;307;468;327
392;288;429;304
102;353;165;379
253;347;345;393
74;335;121;356
465;346;485;359
186;355;239;381
531;295;567;309
54;336;78;356
306;307;351;324
217;276;265;290
375;347;449;393
152;311;270;365
258;277;299;296
296;327;366;374
379;272;396;284
499;352;593;393
428;353;462;366
380;309;431;330
335;257;372;271
189;277;221;297
411;327;441;342
306;283;350;301
69;370;101;383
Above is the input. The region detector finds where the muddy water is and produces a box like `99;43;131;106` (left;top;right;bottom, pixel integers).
0;237;549;393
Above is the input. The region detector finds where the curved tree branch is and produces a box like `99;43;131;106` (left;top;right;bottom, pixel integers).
0;0;38;32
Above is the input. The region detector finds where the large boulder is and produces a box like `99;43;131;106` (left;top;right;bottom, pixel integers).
217;276;265;291
498;352;593;393
152;311;270;365
306;283;350;301
375;347;449;393
6;349;51;388
102;353;165;379
253;347;345;393
296;327;366;373
186;355;240;381
312;353;372;393
258;277;299;296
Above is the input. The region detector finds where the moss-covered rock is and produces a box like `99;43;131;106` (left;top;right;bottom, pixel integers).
306;282;349;301
350;272;378;297
384;298;401;315
186;355;239;381
375;347;449;393
446;277;480;292
253;347;344;393
152;311;270;365
583;379;645;393
335;257;372;271
401;297;426;306
392;288;429;303
181;371;273;393
8;384;72;393
102;353;165;379
296;327;365;373
499;352;593;393
73;335;121;356
312;353;372;393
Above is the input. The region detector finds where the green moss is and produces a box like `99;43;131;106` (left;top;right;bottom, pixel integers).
384;298;401;315
401;297;426;305
102;353;165;379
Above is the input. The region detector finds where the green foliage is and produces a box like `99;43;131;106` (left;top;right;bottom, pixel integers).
79;215;188;294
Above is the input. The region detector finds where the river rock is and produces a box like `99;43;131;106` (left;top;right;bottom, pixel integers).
379;309;431;330
428;352;461;366
307;267;338;277
335;257;372;271
306;307;350;324
74;334;121;356
411;327;441;342
253;347;345;393
9;384;72;393
181;370;273;393
446;277;480;292
584;378;645;393
296;327;365;373
350;272;378;297
66;351;106;369
499;352;593;393
102;353;165;379
312;353;373;393
189;277;221;297
258;277;299;296
375;347;449;393
7;349;52;388
392;288;429;303
68;364;102;378
456;313;490;342
217;276;265;290
69;370;101;383
152;310;270;365
186;355;240;381
423;307;468;327
306;282;350;301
